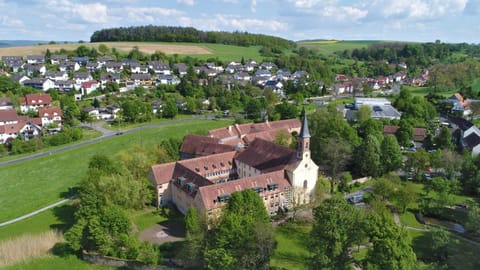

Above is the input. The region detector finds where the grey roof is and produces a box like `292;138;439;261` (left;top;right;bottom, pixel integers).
299;108;310;138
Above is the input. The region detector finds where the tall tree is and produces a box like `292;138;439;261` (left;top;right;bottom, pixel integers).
355;134;382;177
204;189;273;270
363;212;416;270
381;135;403;174
309;197;364;270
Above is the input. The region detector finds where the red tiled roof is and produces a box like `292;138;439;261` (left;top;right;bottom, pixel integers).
383;125;400;135
178;151;237;176
38;107;62;117
150;162;177;185
413;128;427;142
198;170;290;210
24;93;51;106
82;80;99;88
0;109;18;122
180;134;233;156
235;138;296;173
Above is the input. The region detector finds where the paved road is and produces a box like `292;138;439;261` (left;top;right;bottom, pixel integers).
0;116;217;168
0;197;72;227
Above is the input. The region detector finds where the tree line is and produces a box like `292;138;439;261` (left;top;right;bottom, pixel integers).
90;25;296;50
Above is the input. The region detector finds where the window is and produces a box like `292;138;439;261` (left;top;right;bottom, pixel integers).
303;180;308;190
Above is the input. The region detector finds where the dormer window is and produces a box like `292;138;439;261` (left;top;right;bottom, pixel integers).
212;164;217;169
204;166;208;170
220;162;225;167
195;167;200;172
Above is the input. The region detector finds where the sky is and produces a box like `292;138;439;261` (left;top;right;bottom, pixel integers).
0;0;480;43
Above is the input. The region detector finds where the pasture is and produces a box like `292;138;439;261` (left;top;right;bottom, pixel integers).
0;119;231;223
298;40;379;55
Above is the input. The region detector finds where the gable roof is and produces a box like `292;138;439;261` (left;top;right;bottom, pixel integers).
197;170;289;210
235;138;295;173
180;134;233;156
0;109;18;122
464;132;480;150
38;107;62;117
23;93;51;106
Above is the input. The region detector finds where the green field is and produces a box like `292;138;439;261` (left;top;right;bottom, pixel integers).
2;255;120;270
298;40;380;55
0;119;231;223
190;43;263;62
270;223;311;270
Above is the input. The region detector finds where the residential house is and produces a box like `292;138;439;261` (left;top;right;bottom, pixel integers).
73;56;89;65
260;62;277;70
293;70;309;80
244;61;257;72
449;116;480;156
22;78;55;91
225;62;242;74
173;63;187;77
50;55;67;65
130;63;149;74
86;61;101;72
446;93;471;116
97;56;115;65
20;93;51;113
26;55;45;64
11;61;25;73
9;73;30;84
130;73;152;86
156;74;180;85
105;62;123;73
149;112;318;217
264;80;284;97
24;64;46;76
383;125;427;148
234;71;251;81
0;98;14;110
1;56;22;67
59;61;80;72
0;112;41;144
73;72;93;87
45;71;68;81
0;109;18;125
38;107;62;128
276;69;292;81
100;73;121;85
149;61;171;75
81;81;101;95
54;80;76;93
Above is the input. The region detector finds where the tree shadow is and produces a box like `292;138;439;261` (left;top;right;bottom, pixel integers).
50;203;77;233
59;186;79;199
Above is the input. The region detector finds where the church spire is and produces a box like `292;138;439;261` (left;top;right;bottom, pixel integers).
297;108;311;159
299;108;310;138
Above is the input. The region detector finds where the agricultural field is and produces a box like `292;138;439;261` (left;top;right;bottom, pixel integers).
0;119;231;223
297;40;380;55
0;42;263;62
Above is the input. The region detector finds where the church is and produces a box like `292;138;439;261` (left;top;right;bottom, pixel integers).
148;110;319;218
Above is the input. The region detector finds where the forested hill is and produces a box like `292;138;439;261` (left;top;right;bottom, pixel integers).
90;25;296;49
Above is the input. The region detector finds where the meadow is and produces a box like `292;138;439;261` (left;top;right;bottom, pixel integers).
0;119;231;223
297;40;380;55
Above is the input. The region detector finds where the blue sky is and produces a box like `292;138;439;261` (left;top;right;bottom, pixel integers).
1;0;479;43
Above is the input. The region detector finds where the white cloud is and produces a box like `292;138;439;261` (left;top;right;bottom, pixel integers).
43;0;109;24
251;0;257;12
287;0;337;9
368;0;468;19
178;14;288;33
177;0;195;6
124;7;184;23
0;16;24;27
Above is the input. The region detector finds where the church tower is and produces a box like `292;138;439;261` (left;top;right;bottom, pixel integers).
297;108;311;159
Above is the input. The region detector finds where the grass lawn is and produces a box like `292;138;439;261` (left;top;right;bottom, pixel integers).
0;119;231;223
399;211;425;229
0;129;102;163
129;208;168;235
102;114;197;131
191;43;263;62
401;85;456;97
0;203;75;241
1;254;121;270
270;222;311;270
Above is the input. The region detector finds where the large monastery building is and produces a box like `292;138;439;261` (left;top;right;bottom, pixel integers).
149;111;318;217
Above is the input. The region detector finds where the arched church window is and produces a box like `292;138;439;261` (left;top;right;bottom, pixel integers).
303;180;308;189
